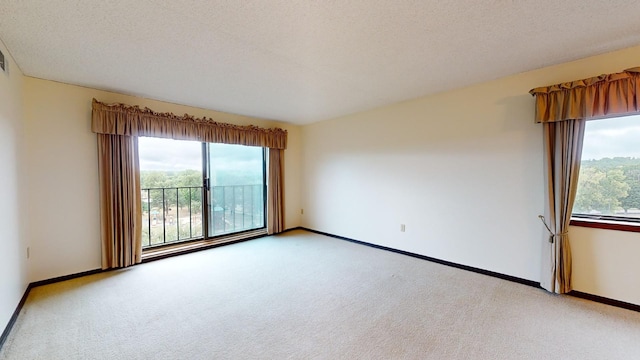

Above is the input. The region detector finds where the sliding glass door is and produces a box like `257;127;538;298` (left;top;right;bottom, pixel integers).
205;143;266;237
139;138;266;248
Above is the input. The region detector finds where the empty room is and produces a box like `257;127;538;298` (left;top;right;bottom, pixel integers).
2;1;640;359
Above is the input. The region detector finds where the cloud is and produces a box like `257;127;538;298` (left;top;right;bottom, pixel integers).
139;137;264;172
139;137;202;171
581;115;640;160
209;143;263;172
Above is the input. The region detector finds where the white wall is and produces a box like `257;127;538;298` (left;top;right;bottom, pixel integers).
24;78;301;282
0;40;28;331
301;45;640;305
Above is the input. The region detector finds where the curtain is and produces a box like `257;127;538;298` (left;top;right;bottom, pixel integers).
93;99;288;268
92;99;287;149
267;149;285;235
540;119;585;293
530;67;640;123
97;134;142;269
530;66;639;293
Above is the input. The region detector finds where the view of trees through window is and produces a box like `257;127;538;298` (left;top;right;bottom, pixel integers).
139;137;265;247
574;115;640;219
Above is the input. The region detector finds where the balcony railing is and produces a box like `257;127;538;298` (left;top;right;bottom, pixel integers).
141;186;203;248
141;184;264;248
209;184;264;236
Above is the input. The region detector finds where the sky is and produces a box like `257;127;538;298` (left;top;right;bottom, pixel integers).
139;137;202;171
138;137;263;172
581;115;640;160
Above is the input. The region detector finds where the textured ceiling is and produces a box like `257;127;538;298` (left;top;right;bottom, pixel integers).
2;1;640;124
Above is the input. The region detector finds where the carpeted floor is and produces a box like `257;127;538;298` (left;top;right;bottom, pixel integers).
1;230;640;359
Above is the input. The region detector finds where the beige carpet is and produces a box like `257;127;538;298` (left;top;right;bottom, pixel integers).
1;230;640;359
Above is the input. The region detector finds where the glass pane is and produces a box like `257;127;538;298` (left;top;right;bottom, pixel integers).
138;137;204;247
574;115;640;218
207;143;265;237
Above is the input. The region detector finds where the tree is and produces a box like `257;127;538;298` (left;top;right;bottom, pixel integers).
140;170;169;188
601;168;630;213
621;165;640;211
574;167;629;214
141;169;204;215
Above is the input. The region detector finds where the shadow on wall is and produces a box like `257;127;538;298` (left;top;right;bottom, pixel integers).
306;91;539;158
569;230;599;293
496;93;536;132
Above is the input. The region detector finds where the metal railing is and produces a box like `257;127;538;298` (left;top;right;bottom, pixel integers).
209;184;264;236
141;186;204;248
141;184;264;248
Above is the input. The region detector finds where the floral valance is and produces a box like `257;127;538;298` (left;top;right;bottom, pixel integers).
529;67;640;123
91;99;287;149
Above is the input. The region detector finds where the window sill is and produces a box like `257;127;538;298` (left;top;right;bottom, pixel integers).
570;218;640;233
141;228;268;262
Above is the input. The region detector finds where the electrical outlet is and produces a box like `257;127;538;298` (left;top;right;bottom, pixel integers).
301;208;304;215
400;224;406;232
27;246;30;259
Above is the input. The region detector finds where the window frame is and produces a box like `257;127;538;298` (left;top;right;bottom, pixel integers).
139;137;268;249
203;143;267;239
570;115;640;232
570;216;640;232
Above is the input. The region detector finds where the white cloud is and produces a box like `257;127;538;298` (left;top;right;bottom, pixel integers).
138;137;264;172
582;115;640;160
139;137;202;171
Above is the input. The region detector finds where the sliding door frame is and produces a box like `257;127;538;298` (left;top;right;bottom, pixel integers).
201;142;267;241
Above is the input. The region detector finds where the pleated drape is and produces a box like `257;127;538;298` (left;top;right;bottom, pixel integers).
540;119;585;293
97;134;142;269
267;149;285;235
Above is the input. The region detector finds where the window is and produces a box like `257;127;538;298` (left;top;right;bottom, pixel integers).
139;137;266;248
573;115;640;224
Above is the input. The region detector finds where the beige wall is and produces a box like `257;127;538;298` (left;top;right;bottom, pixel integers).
0;41;28;330
23;78;301;282
301;45;640;305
